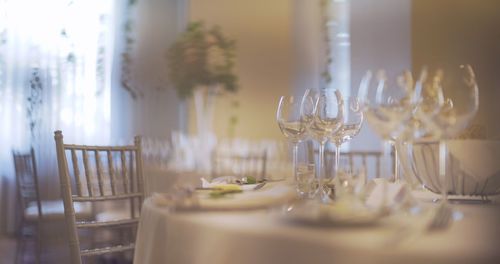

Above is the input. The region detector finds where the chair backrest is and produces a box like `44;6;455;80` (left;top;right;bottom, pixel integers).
211;150;267;181
54;130;144;264
12;148;42;220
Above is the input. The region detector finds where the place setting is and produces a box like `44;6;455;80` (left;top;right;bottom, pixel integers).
274;65;487;232
140;63;497;264
275;87;392;226
151;174;297;211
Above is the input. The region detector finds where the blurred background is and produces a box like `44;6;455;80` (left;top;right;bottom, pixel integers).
0;0;499;261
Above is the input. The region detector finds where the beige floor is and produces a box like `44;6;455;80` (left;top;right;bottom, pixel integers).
0;219;71;264
1;220;134;263
0;235;42;264
0;233;133;263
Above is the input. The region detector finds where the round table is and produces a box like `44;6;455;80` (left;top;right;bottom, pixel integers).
134;191;500;264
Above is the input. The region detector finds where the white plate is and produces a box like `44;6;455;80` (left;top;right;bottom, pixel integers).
153;183;297;211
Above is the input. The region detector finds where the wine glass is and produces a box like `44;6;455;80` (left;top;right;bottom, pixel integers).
417;64;479;205
277;95;309;191
329;96;364;198
301;88;344;203
358;69;416;182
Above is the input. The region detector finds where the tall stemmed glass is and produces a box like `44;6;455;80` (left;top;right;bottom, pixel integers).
358;70;415;182
301;89;344;203
330;96;364;196
277;95;308;187
417;64;479;205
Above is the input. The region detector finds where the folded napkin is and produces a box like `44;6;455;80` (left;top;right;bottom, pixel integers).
364;178;414;211
201;176;261;191
201;176;236;187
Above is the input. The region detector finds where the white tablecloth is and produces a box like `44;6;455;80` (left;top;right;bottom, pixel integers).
134;191;500;264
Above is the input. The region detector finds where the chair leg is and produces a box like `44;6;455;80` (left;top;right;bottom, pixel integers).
15;216;26;264
35;221;42;264
15;234;25;264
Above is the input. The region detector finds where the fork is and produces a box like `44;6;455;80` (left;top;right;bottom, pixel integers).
253;182;267;190
427;203;452;231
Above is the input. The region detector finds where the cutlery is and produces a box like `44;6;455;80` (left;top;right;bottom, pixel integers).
427;203;452;231
253;182;267;190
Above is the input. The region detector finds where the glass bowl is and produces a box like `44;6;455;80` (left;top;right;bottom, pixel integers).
399;140;500;197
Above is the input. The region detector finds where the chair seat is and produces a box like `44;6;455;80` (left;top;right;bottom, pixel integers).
25;200;92;221
96;208;132;222
81;243;135;257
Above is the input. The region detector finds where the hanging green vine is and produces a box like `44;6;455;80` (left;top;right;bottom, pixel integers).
121;0;141;99
27;68;44;142
320;0;333;87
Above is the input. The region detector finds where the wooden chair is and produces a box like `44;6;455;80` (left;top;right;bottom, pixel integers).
13;147;43;264
13;148;91;264
54;131;145;264
321;150;383;180
211;150;268;181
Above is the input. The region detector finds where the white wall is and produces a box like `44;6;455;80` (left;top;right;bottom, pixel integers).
111;0;500;145
350;0;412;151
189;0;293;140
111;0;188;142
291;0;324;97
349;0;500;147
412;0;500;139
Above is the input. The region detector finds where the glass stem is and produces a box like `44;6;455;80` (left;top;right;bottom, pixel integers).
393;141;400;183
334;143;341;199
382;140;392;179
318;142;327;203
439;140;448;204
381;140;393;209
335;144;341;176
292;143;299;182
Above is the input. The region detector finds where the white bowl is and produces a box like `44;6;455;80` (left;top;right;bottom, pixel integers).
399;140;500;197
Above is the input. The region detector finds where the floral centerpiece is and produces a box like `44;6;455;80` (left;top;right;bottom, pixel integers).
166;21;238;173
167;21;237;99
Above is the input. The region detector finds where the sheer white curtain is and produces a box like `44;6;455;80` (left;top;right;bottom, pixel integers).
0;0;115;233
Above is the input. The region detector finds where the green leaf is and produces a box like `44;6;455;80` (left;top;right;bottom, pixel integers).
245;176;256;184
209;189;242;198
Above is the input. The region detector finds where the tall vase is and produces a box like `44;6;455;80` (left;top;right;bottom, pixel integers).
193;85;218;174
